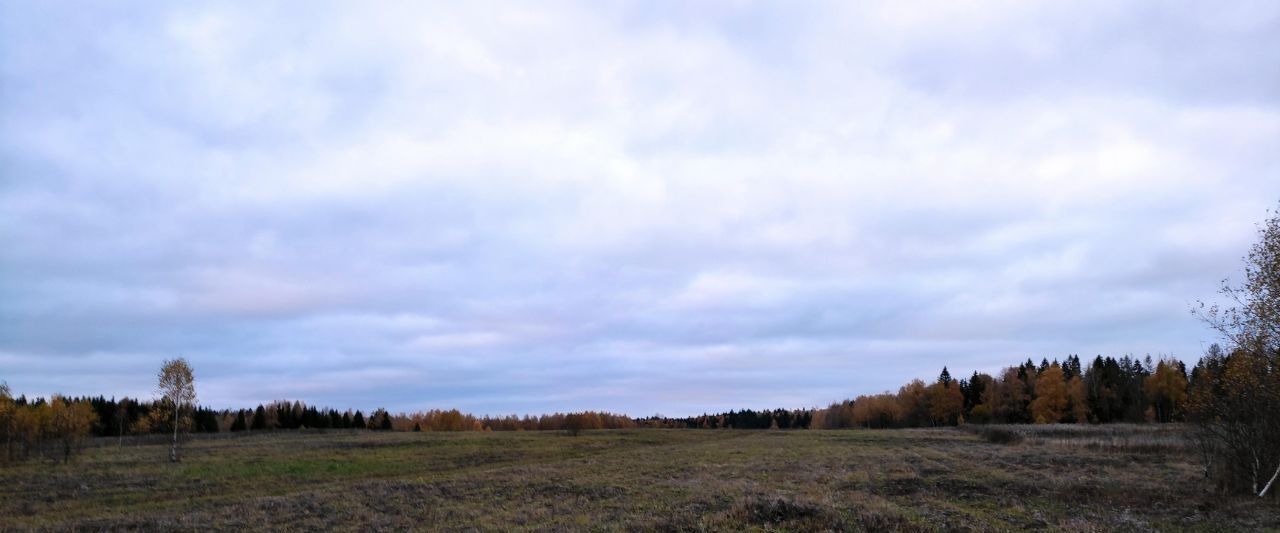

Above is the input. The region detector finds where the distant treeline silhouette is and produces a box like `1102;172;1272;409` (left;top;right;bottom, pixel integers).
809;353;1192;429
2;351;1193;452
637;409;814;430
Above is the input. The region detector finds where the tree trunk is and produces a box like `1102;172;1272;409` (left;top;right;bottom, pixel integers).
1260;461;1280;497
1254;453;1261;495
170;400;179;463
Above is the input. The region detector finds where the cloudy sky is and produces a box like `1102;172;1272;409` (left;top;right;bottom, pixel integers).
2;2;1278;416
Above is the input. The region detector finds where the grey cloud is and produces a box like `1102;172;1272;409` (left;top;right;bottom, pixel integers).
2;1;1278;416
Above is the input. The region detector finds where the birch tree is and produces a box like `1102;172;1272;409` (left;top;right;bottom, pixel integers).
156;358;197;463
1192;205;1280;497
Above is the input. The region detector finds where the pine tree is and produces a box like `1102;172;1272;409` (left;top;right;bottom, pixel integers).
962;371;988;413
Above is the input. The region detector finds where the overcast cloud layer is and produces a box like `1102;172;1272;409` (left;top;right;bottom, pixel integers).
2;2;1279;415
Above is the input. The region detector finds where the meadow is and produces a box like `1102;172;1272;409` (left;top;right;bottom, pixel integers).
2;426;1277;531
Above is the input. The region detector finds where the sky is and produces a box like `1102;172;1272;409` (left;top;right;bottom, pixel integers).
2;1;1278;416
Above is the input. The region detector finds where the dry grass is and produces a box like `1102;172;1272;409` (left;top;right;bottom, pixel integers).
961;423;1194;454
1;426;1276;531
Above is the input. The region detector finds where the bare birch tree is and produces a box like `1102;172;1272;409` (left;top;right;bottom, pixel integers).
114;397;130;447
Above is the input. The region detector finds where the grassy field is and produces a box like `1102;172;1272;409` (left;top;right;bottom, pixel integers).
2;426;1277;531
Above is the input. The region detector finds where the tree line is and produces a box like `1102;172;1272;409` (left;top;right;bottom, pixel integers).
0;385;646;464
810;354;1191;430
0;351;1222;455
638;409;813;430
0;386;98;464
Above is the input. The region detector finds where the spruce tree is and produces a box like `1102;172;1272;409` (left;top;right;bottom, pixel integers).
250;405;267;430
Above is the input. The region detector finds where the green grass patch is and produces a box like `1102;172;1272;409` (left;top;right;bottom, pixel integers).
182;456;396;481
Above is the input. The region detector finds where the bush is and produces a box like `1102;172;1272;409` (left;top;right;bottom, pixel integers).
980;427;1023;445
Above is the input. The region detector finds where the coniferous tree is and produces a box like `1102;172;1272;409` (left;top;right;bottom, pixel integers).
195;407;219;432
250;405;267;430
961;371;988;413
1064;355;1083;381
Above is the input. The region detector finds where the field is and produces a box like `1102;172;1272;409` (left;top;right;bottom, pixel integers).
2;426;1278;531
